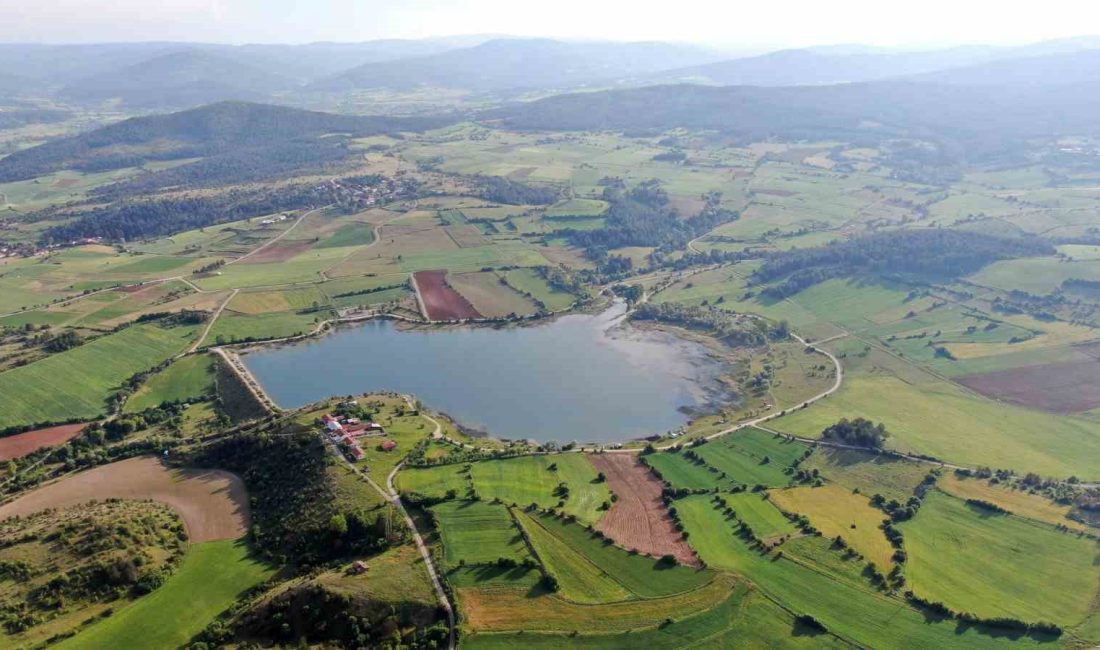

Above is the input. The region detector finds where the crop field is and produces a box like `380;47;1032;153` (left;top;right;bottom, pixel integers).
645;428;808;490
208;309;324;343
0;322;198;429
0;422;86;460
470;454;611;524
955;359;1100;413
900;491;1099;626
590;453;699;565
0;456;249;542
939;472;1088;531
229;286;330;314
446;271;538;317
431;500;531;569
768;485;896;568
58;539;274;650
414;269;483;320
721;492;798;539
124;353;215;412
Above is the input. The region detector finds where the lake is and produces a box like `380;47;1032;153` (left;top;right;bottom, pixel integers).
242;303;736;443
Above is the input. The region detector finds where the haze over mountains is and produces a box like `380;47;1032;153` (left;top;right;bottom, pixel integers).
2;34;1100;110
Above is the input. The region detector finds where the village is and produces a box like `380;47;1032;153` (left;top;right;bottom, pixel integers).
320;399;396;462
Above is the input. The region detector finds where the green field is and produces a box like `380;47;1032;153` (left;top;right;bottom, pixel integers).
900;491;1100;626
0;323;198;429
525;511;714;598
545;198;609;217
503;268;576;311
431;500;531;569
396;463;472;498
769;485;896;568
124;353;215;413
676;495;1052;649
646;428;808;490
802;447;932;502
515;509;632;603
770;372;1100;479
208;309;326;343
58;539;274;650
470;454;611;524
721;492;798;539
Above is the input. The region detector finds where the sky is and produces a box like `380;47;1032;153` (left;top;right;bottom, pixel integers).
3;0;1099;48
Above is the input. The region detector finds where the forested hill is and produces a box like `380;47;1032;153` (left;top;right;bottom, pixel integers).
482;79;1100;161
0;101;449;183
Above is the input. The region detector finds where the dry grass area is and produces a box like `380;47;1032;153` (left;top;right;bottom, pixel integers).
0;456;249;542
769;484;896;568
939;473;1089;532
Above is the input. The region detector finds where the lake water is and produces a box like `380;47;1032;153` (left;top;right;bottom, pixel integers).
242;303;735;443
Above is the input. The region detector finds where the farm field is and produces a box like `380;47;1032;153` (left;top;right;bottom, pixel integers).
590;453;699;565
939;472;1089;531
900;491;1099;626
0;456;250;542
0;322;199;429
396;463;472;498
57;539;274;650
0;422;86;460
503;268;576;311
430;500;531;569
801;447;932;502
446;270;538;317
124;353;215;412
414;269;482;320
645;427;809;490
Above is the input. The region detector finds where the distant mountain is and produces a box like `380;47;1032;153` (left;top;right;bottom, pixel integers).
904;48;1100;87
654;46;1008;86
0;101;446;183
58;50;296;108
483;79;1100;162
310;38;724;92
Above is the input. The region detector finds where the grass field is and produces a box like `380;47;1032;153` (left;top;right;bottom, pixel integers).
525;511;714;598
0;323;198;429
770;372;1100;479
675;495;1053;649
396;463;472;498
470;454;611;524
801;447;932;503
124;353;215;413
900;491;1100;626
514;509;633;603
447;271;538;317
722;492;798;539
503;268;576;311
58;540;274;650
545;198;609;217
208;309;325;343
431;501;531;569
769;485;896;568
646;428;807;490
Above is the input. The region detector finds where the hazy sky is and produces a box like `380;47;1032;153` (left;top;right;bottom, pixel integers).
3;0;1098;48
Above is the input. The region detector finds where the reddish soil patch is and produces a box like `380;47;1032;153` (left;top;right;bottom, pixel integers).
589;454;700;567
240;241;313;264
0;423;86;460
0;456;249;542
753;188;796;197
53;178;78;188
414;270;482;321
957;359;1100;413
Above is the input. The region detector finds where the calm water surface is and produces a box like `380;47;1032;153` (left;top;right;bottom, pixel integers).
242;303;734;443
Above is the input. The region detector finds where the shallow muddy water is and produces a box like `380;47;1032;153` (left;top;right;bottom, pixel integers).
242;303;735;443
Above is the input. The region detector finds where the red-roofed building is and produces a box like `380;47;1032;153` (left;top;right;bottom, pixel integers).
380;440;397;452
349;445;366;460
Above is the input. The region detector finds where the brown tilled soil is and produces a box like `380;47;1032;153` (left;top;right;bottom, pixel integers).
239;241;313;264
0;423;86;461
0;456;249;542
956;359;1100;414
414;269;482;321
589;454;700;567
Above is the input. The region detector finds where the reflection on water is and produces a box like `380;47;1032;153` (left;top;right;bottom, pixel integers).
242;302;735;443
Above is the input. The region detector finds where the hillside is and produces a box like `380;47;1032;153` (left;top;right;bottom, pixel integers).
311;38;723;92
0;101;446;183
59;50;296;108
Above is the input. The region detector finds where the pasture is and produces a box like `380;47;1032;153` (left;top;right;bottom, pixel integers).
515;509;633;603
900;491;1100;626
769;485;896;568
939;472;1088;531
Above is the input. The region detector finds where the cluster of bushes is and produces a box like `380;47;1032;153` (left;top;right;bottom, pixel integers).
821;418;889;449
633;302;788;346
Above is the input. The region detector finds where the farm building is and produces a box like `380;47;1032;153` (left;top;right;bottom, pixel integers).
380;440;397;452
349;446;366;460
